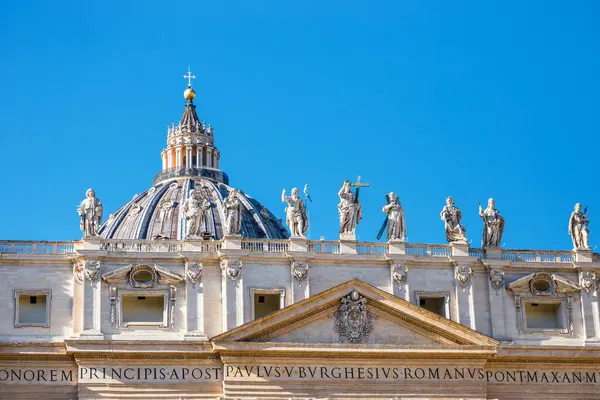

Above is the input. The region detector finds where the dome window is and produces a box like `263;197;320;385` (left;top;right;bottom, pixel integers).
528;273;555;296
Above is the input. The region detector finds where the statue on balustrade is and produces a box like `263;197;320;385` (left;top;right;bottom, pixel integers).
223;189;242;236
479;198;504;247
282;187;308;238
440;196;467;243
382;192;406;241
569;203;590;250
338;181;362;236
182;189;211;238
77;188;103;238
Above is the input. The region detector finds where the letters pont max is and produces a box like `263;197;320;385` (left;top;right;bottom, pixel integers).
0;366;599;385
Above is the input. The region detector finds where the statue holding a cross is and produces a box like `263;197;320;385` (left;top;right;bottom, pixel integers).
338;176;369;239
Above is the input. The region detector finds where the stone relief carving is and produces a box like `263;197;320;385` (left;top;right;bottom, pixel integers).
291;261;308;281
391;264;408;287
455;265;473;288
580;271;596;293
338;181;362;236
128;264;158;288
169;286;177;328
223;189;242;236
333;290;373;344
478;198;504;247
382;192;406;241
488;269;505;292
186;262;203;285
77;188;103;238
440;196;467;243
84;260;101;282
182;188;211;238
569;203;591;250
282;188;308;238
109;286;117;326
514;294;523;332
127;204;143;218
222;259;242;283
73;260;85;283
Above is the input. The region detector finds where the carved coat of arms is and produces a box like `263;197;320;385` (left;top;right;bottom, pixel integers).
334;290;373;344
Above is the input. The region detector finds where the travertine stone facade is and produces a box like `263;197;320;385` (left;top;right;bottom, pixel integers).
1;79;599;399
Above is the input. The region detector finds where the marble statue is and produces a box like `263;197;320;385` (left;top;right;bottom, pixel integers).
479;198;505;247
569;203;590;250
338;181;362;235
282;187;308;238
440;196;467;243
77;188;103;238
223;189;242;236
182;189;211;238
382;192;406;241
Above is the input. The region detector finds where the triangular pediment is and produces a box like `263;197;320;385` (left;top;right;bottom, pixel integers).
101;264;184;284
508;272;580;294
213;279;498;348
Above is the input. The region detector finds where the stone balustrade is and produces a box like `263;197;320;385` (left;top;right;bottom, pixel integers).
0;238;590;263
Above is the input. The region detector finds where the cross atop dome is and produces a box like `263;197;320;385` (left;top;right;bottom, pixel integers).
184;66;196;87
183;67;197;102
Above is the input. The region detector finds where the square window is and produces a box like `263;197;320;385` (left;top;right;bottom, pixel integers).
414;291;450;319
525;302;563;330
15;290;51;328
120;292;168;327
250;288;285;320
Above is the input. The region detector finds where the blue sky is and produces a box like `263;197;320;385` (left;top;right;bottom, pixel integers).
0;1;599;250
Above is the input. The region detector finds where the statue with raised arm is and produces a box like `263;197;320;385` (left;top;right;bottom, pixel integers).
282;187;308;238
338;181;362;235
223;189;242;236
440;196;467;243
182;189;211;238
382;192;406;241
569;203;590;250
479;198;504;247
78;188;103;238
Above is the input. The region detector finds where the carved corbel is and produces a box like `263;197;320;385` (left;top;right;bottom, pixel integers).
186;262;203;286
580;271;596;293
455;264;473;289
488;269;505;293
84;260;101;282
221;259;242;284
391;264;408;288
73;259;85;283
291;261;308;282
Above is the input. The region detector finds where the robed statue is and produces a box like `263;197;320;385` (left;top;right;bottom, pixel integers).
479;198;504;247
78;188;103;238
569;203;590;250
182;189;211;238
440;196;467;243
338;181;362;235
382;192;406;241
282;187;308;238
223;189;242;236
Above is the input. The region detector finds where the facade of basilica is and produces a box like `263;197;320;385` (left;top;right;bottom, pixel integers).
0;77;599;400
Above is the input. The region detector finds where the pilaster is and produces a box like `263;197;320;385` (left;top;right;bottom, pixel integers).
453;262;476;330
576;253;600;344
184;261;207;340
221;259;243;331
483;259;510;341
80;260;103;339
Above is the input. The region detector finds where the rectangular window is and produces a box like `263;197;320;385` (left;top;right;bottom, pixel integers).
414;291;450;319
15;290;51;327
525;302;562;330
250;288;285;320
120;292;167;327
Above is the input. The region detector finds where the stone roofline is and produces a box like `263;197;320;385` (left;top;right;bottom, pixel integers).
0;238;596;265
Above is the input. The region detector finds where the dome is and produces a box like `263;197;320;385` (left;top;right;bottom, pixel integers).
99;178;289;240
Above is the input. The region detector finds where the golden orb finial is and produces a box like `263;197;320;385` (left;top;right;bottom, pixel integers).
184;86;196;100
